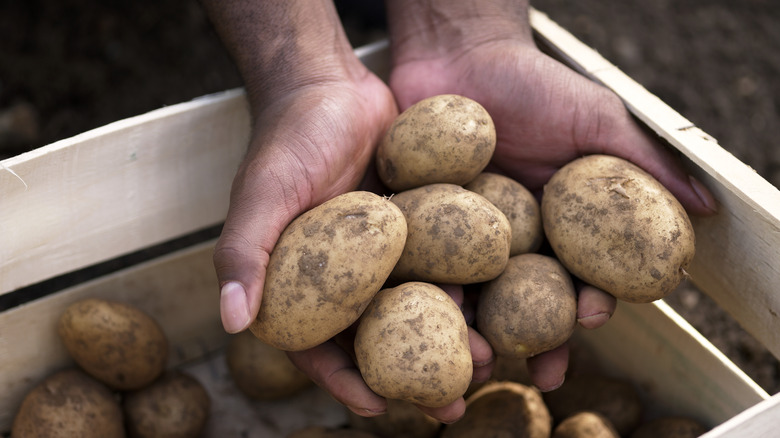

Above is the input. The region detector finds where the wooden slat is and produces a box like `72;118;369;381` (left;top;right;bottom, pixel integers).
0;240;226;430
702;393;780;438
530;8;780;360
0;89;250;295
574;300;768;428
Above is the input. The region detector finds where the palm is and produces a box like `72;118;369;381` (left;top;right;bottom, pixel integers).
389;40;684;197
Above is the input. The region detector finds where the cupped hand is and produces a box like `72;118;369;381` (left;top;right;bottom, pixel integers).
388;36;716;391
214;71;397;335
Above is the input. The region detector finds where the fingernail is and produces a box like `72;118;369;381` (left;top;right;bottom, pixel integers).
539;374;565;392
689;175;717;213
577;312;611;329
347;406;386;417
220;282;251;334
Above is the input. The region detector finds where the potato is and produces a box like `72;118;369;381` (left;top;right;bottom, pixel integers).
376;94;496;192
553;411;620;438
250;191;407;351
288;426;380;438
543;375;643;436
355;282;472;408
57;298;168;390
390;183;511;284
348;398;441;438
477;253;577;359
11;368;125;438
123;371;210;438
441;381;551;438
541;154;695;303
465;172;543;255
225;330;312;400
629;416;708;438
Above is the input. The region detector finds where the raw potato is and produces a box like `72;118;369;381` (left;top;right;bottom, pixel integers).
348;398;441;438
377;94;496;192
553;411;620;438
123;371;210;438
629;416;708;438
11;368;125;438
355;282;472;408
57;298;168;390
441;381;551;438
390;183;512;284
250;191;407;351
465;172;543;255
225;330;312;400
288;426;380;438
542;154;696;303
543;375;643;437
477;253;577;359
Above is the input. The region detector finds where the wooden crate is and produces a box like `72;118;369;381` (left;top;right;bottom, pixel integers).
1;9;779;437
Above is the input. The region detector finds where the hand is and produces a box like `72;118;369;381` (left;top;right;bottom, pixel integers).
386;2;716;392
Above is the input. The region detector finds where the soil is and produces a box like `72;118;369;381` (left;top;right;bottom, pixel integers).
1;0;778;396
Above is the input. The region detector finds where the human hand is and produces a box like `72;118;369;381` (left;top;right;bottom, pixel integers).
385;0;716;392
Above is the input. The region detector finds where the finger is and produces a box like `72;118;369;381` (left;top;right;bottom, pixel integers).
437;283;465;308
468;327;495;383
287;341;387;417
526;343;569;392
415;398;467;424
576;285;617;330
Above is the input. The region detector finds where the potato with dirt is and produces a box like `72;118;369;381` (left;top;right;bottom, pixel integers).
57;298;169;390
390;183;512;284
542;154;695;303
465;172;544;255
354;282;472;408
376;94;496;192
11;368;125;438
225;330;312;400
553;411;620;438
250;191;407;351
123;371;210;438
477;253;577;359
441;381;551;438
348;398;441;438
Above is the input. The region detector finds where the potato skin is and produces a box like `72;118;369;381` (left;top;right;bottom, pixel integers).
442;381;551;438
477;254;577;359
57;298;168;390
465;172;543;256
355;282;472;408
553;411;620;438
390;184;511;284
225;330;312;400
377;94;496;192
123;371;210;438
11;368;125;438
250;191;407;351
542;154;695;303
348;398;441;438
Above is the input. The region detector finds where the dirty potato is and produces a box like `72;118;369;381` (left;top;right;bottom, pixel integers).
354;282;472;408
250;191;407;351
348;398;441;438
57;298;168;390
225;330;312;400
465;172;543;255
390;183;511;284
376;94;496;192
123;371;210;438
542;154;696;303
11;368;125;438
441;381;551;438
553;411;620;438
477;253;577;359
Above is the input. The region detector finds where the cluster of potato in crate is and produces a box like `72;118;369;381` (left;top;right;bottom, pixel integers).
11;94;704;437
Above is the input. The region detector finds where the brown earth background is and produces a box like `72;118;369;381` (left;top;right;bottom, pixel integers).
1;1;778;394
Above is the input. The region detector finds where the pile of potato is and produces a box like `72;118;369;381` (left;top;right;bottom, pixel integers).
11;298;210;437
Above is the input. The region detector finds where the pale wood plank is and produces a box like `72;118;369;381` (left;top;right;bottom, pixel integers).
0;240;226;430
530;8;780;360
702;393;780;438
0;89;250;295
574;299;768;428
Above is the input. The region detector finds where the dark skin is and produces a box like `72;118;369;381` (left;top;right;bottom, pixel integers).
202;0;716;424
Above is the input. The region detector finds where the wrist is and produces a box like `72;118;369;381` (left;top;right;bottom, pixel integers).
385;0;534;64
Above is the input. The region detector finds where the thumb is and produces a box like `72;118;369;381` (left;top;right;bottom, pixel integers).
214;147;312;334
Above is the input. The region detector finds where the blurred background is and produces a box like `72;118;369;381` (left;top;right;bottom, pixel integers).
1;0;777;392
